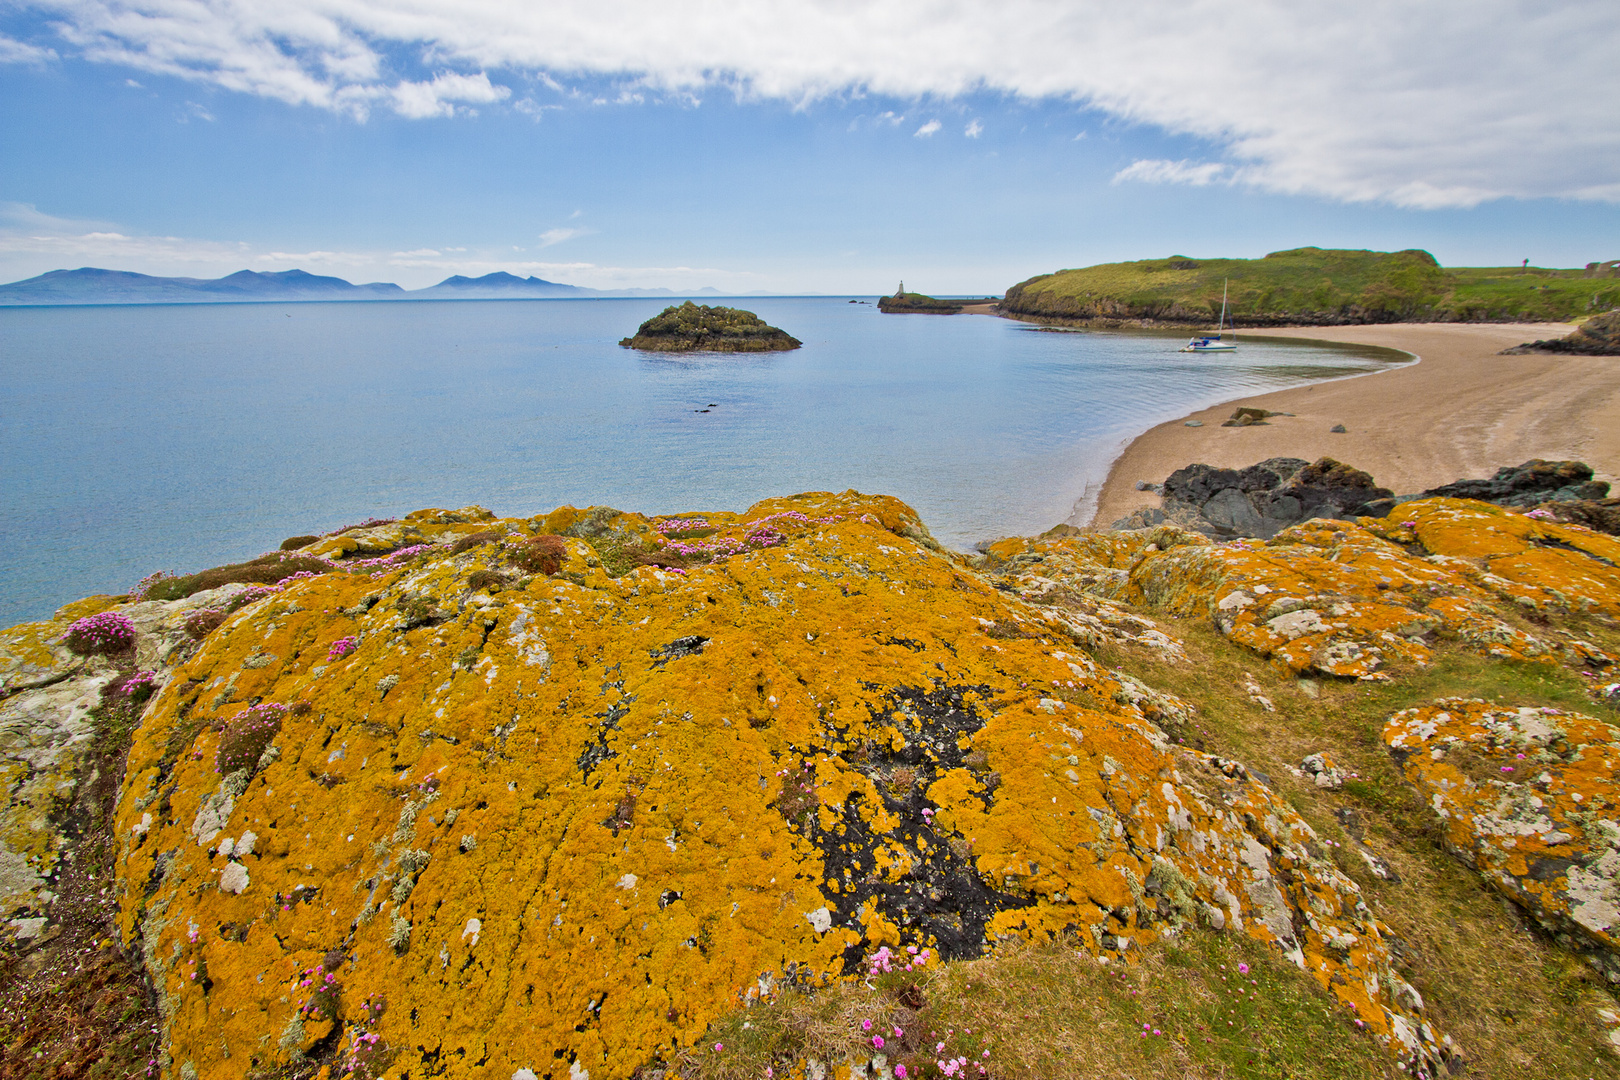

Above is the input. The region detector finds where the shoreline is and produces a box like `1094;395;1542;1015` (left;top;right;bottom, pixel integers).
1085;322;1620;528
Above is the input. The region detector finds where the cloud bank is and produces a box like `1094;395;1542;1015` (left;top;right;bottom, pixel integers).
9;1;1619;207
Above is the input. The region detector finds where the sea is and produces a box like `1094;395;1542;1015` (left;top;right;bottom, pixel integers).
0;297;1409;626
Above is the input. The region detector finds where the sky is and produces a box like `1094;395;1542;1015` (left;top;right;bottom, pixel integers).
1;0;1617;294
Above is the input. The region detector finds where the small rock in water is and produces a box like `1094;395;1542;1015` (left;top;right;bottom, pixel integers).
1331;423;1348;433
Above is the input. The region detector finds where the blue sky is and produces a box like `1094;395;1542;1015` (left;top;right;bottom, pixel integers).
2;1;1617;294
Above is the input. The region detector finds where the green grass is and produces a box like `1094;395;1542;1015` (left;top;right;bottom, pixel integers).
1001;247;1620;325
681;932;1397;1080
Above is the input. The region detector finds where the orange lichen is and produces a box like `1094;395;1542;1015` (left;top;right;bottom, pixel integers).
109;492;1442;1077
988;498;1620;680
1384;699;1619;983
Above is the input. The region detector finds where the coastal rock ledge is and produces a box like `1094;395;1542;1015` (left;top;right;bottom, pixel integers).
12;485;1620;1076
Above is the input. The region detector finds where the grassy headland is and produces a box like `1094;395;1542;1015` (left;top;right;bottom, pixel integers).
1001;247;1620;327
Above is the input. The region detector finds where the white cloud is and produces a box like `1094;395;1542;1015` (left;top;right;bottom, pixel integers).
19;0;1620;206
1112;159;1230;187
537;227;590;247
389;71;508;118
914;119;941;138
964;119;982;138
0;34;58;64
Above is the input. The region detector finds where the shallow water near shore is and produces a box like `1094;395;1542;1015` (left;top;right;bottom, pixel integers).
0;297;1406;624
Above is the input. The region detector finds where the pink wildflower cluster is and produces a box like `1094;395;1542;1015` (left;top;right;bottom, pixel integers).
120;669;159;697
656;510;847;565
745;525;786;548
62;611;137;657
654;517;710;536
1525;507;1555;521
216;703;287;775
867;944;932;977
328;635;359;661
129;570;177;601
235;584;284;605
351;544;434;574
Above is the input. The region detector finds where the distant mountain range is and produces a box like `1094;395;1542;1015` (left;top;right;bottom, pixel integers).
0;267;732;305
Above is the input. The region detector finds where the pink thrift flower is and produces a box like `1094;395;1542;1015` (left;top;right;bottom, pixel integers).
1238;963;1250;975
862;1019;873;1032
713;1043;723;1052
873;1036;885;1050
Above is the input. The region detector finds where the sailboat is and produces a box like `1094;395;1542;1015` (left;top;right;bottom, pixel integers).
1179;279;1238;352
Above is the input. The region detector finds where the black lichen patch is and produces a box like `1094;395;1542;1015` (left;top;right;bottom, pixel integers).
651;636;709;668
805;682;1034;970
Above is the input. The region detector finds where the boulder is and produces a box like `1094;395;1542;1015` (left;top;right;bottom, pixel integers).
1385;700;1620;984
1129;457;1391;539
1421;459;1610;507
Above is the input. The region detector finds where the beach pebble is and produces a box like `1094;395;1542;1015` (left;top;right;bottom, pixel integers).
1331;423;1348;433
1184;420;1203;427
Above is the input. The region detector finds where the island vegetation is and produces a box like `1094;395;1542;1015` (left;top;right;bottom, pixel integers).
1000;247;1620;326
619;301;801;352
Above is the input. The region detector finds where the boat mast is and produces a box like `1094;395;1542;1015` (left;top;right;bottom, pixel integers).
1219;279;1228;339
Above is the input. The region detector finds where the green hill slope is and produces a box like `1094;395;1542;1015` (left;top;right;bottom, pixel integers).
1002;247;1620;327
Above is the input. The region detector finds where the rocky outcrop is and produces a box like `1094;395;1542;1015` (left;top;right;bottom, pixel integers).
0;492;1459;1078
1118;457;1611;538
1419;459;1611;507
989;496;1620;681
1112;457;1391;539
1502;310;1620;355
1385;700;1620;983
19;485;1620;1076
619;302;801;352
1531;497;1620;537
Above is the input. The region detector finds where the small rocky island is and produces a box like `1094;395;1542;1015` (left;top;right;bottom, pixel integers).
877;280;963;314
618;301;801;352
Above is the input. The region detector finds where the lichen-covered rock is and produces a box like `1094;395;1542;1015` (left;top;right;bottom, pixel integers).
1384;700;1620;984
110;492;1444;1078
987;497;1620;680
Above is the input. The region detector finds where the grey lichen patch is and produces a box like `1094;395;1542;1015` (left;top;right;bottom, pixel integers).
388;913;412;953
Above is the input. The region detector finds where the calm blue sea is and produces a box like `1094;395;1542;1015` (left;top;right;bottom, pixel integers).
0;297;1407;625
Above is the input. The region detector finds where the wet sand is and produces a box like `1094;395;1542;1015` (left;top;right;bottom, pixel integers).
1088;322;1620;527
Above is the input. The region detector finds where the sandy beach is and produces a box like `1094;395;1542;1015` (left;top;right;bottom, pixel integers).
1088;322;1620;528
